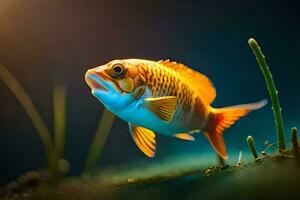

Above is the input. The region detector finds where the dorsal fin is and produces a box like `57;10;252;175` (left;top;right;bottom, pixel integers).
158;60;216;104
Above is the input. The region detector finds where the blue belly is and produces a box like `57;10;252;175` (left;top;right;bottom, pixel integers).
110;104;192;136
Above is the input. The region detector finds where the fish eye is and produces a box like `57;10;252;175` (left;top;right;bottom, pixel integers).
112;64;124;76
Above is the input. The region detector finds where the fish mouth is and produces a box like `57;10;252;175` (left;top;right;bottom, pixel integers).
85;70;109;92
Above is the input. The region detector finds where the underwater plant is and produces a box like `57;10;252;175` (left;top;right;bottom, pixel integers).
247;135;259;160
0;63;67;181
248;38;286;151
237;151;243;166
0;62;117;178
84;109;115;173
291;127;299;159
53;86;66;162
52;85;69;178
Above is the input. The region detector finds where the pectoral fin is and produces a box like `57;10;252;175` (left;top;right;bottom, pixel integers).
129;123;156;158
174;133;195;141
144;96;177;123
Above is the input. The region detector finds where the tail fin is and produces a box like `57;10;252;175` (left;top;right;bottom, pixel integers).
204;99;267;160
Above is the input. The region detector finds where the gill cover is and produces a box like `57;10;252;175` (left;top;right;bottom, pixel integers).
85;60;147;110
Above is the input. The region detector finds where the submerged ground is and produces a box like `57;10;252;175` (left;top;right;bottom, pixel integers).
1;152;300;200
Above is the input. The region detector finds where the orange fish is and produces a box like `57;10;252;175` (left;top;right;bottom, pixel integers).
85;59;266;159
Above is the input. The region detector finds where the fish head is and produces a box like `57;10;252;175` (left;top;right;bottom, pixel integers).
85;59;146;109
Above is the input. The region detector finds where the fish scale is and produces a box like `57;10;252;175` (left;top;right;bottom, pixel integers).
139;62;197;122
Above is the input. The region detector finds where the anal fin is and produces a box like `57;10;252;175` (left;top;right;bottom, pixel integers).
174;133;195;141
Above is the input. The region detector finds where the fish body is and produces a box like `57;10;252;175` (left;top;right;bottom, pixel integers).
102;60;207;134
85;59;266;159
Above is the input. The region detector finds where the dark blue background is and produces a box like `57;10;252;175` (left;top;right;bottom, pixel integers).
0;0;299;185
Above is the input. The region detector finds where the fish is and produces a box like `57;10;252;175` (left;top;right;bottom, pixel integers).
85;59;267;159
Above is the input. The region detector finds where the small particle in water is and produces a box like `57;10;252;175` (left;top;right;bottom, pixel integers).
128;178;134;183
264;140;269;146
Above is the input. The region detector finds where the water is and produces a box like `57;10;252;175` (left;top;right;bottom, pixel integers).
0;0;299;187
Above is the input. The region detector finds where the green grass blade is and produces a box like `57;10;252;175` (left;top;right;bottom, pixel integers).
53;85;66;160
50;85;67;179
84;109;115;173
0;63;55;169
247;135;258;159
291;127;299;159
248;38;286;150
